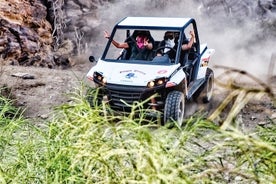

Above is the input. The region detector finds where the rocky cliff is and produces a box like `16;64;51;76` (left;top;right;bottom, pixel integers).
0;0;55;67
199;0;276;37
0;0;275;68
0;0;107;68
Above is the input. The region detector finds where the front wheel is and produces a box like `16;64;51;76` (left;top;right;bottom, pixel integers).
164;91;185;127
86;87;103;107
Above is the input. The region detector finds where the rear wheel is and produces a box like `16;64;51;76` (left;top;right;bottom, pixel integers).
202;68;214;103
164;91;185;127
193;68;214;103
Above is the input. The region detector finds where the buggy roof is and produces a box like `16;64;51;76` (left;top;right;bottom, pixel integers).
116;17;193;30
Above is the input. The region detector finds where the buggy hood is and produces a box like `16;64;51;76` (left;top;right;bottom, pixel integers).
87;59;180;86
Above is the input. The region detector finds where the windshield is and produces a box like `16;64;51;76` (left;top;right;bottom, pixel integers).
103;29;182;65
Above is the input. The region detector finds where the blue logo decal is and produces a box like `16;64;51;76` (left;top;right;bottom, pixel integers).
125;72;135;79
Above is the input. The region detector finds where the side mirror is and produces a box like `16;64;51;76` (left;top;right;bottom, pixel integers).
89;56;96;62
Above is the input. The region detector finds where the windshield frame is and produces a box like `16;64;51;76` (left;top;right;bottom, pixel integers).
101;17;199;66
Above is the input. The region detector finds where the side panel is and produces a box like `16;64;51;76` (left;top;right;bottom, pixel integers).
168;69;188;96
196;46;215;79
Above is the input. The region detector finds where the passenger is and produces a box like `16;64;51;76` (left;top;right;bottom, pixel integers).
174;30;195;63
157;30;194;59
104;30;154;60
175;30;196;82
177;30;195;52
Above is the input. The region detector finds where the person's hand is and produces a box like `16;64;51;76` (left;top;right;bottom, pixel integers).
104;30;110;39
143;38;149;47
190;30;195;38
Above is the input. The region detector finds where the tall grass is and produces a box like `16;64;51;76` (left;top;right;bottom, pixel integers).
0;84;275;183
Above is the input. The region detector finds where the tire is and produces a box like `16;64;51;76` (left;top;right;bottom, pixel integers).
193;68;214;103
164;91;185;127
202;68;214;103
86;87;103;107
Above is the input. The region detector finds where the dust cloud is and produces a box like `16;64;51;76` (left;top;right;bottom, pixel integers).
91;0;275;79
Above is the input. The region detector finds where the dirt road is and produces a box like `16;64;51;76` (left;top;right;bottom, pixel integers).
0;62;92;120
0;63;275;130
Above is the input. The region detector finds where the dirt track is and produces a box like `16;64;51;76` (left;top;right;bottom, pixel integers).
0;62;92;121
0;63;275;130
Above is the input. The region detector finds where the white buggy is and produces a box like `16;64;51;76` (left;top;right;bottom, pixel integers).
86;17;215;126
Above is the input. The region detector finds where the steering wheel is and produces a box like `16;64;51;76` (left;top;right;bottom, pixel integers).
155;46;176;56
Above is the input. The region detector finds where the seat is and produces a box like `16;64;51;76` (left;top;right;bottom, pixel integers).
118;48;131;60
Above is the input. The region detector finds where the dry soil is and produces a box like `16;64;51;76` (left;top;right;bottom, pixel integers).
0;63;275;131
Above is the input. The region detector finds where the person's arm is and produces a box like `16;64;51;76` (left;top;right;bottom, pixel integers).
181;30;195;51
104;30;129;49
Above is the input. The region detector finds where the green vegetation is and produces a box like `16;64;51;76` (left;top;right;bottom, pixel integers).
0;86;275;183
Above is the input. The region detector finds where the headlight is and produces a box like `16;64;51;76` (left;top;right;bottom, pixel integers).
93;72;107;85
147;77;168;88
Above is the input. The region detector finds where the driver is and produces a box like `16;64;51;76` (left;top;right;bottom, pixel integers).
157;31;175;56
157;30;195;64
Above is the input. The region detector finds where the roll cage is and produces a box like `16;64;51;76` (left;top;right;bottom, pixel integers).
101;17;200;67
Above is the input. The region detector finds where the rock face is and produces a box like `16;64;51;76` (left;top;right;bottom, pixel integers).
61;0;105;55
198;0;276;37
0;0;56;67
0;0;275;68
0;0;108;68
